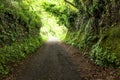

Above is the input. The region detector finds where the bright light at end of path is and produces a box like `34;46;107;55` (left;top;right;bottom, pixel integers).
47;36;61;42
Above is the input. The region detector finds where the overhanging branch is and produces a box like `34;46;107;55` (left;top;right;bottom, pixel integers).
64;0;77;9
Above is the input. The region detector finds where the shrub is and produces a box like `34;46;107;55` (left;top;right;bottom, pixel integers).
90;43;120;67
0;36;43;78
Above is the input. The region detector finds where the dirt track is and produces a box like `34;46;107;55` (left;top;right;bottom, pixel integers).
6;40;83;80
4;39;120;80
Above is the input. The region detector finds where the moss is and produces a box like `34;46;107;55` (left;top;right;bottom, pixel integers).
100;25;120;54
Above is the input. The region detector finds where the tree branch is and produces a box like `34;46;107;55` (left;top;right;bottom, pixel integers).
64;0;77;8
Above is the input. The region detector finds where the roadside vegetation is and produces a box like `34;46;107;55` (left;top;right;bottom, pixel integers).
0;0;43;78
42;0;120;67
0;0;67;78
0;0;120;79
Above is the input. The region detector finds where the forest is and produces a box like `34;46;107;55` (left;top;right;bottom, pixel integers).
0;0;120;79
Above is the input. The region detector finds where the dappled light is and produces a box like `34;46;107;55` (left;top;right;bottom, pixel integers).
0;0;120;79
39;0;68;40
40;11;68;40
0;0;69;77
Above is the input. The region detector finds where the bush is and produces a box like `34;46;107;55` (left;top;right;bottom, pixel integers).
0;0;42;46
0;36;43;77
90;43;120;67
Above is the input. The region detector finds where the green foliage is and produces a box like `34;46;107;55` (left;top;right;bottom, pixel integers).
0;0;44;78
41;1;78;30
0;0;42;46
42;2;69;27
0;37;43;78
40;11;67;40
64;0;120;67
65;18;96;51
90;43;120;67
90;25;120;67
107;27;120;38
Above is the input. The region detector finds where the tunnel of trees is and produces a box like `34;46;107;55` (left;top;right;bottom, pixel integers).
0;0;120;79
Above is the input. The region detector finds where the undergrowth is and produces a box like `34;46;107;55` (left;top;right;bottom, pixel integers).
90;43;120;67
0;0;44;78
0;36;43;79
64;0;120;67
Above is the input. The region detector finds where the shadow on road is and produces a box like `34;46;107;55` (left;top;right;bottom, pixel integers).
5;37;84;80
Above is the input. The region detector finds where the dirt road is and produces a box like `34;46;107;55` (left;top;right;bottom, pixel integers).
7;40;83;80
5;39;120;80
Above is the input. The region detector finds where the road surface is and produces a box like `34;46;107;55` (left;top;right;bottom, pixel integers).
9;40;84;80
